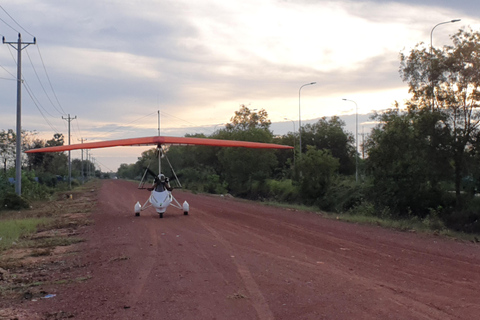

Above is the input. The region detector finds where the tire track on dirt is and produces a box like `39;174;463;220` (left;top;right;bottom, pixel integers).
124;217;159;308
192;213;275;320
186;194;477;319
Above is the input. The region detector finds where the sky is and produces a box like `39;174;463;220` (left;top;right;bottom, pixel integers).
0;0;479;172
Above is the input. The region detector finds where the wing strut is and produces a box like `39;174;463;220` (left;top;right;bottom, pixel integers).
164;151;182;188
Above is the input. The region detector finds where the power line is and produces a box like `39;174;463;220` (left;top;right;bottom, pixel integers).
25;48;65;116
0;62;15;79
22;78;57;118
23;84;60;133
36;44;66;115
0;15;18;34
0;5;34;37
94;158;114;172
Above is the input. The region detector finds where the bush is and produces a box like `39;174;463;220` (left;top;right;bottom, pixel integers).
264;179;299;202
319;176;366;212
422;208;446;231
347;201;376;216
444;196;480;234
1;192;30;210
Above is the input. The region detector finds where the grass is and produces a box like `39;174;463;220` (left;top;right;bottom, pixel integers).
0;218;50;251
260;200;479;242
325;212;479;242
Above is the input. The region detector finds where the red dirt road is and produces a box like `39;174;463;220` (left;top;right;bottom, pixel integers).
29;180;480;319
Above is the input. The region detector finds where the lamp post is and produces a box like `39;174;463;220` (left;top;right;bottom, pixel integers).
430;19;461;109
342;98;358;183
284;118;296;167
298;82;316;158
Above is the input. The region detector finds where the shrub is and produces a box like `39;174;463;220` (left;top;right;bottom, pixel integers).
319;176;366;212
263;179;299;202
1;192;30;210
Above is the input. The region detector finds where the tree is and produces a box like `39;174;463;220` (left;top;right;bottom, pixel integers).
26;133;68;178
365;106;448;216
400;28;480;205
301;116;355;175
297;146;339;205
226;105;271;131
0;129;16;173
218;106;276;196
163;105;280;196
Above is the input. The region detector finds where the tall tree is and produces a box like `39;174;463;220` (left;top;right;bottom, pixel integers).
301;116;355;175
298;146;339;205
26;133;68;176
400;28;480;205
0;129;16;173
226;105;271;131
365;106;449;216
219;106;276;196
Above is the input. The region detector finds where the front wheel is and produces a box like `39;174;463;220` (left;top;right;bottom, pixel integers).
159;212;163;219
184;211;188;215
135;212;140;217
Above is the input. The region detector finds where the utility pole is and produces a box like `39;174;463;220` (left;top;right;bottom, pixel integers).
62;114;77;188
78;138;86;184
3;33;36;196
85;149;89;179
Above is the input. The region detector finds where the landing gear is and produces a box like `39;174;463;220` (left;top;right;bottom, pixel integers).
159;212;164;219
135;212;140;217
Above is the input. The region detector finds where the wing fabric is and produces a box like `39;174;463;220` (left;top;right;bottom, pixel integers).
25;136;294;153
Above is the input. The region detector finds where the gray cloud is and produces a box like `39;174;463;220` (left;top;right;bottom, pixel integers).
0;0;478;170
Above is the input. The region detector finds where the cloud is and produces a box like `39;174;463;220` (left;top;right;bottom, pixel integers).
1;0;479;171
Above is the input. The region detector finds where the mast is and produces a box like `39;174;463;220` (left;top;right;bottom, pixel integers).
158;110;161;174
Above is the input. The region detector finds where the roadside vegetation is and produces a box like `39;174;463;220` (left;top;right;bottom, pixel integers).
117;28;480;237
0;181;97;303
1;29;480;240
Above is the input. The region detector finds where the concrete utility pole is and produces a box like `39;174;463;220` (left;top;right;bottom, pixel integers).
62;114;77;188
3;33;36;196
78;138;86;184
85;149;89;179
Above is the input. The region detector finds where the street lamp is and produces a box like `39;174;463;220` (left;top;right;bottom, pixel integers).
298;82;316;158
342;98;358;183
430;19;461;109
284;118;296;167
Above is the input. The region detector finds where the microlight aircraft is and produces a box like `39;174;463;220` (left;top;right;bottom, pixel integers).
25;135;293;218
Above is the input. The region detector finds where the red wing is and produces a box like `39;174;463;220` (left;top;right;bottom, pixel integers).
25;136;294;153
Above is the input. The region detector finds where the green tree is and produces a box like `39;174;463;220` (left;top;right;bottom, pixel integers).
400;28;480;205
217;106;277;196
297;146;339;205
226;105;271;131
301;116;355;175
0;129;15;173
26;133;68;176
365;106;448;216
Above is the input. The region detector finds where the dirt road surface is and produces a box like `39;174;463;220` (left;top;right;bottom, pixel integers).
23;180;480;319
